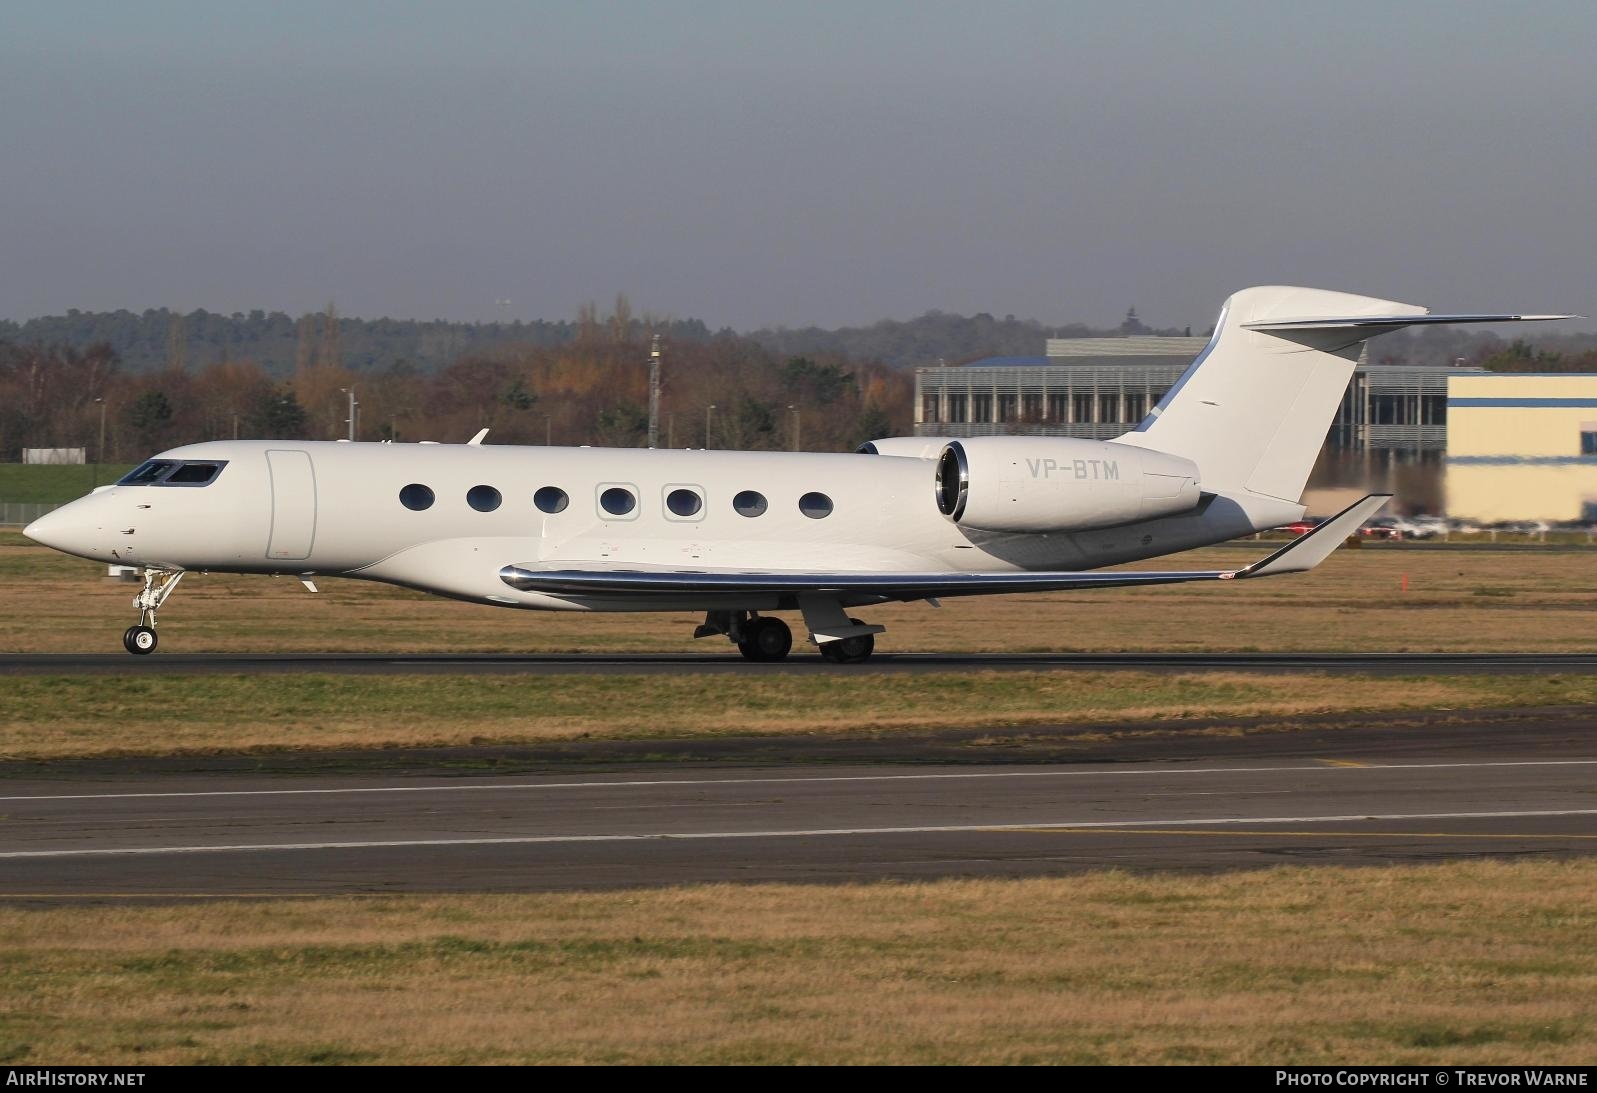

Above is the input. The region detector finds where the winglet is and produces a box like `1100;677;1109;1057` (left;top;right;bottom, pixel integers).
467;428;490;446
1231;493;1391;579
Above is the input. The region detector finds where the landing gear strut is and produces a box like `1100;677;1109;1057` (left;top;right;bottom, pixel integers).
122;569;184;656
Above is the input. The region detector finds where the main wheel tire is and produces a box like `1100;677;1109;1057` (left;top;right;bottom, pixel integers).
124;625;157;655
819;618;874;664
739;617;792;662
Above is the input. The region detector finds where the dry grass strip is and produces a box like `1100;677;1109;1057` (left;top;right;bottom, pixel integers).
3;859;1595;1064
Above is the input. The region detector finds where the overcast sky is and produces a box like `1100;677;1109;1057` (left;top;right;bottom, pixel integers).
2;1;1593;331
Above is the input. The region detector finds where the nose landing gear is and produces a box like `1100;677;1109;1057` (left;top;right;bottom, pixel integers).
122;569;184;655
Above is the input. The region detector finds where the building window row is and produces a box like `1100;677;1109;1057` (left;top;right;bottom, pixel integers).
920;388;1169;425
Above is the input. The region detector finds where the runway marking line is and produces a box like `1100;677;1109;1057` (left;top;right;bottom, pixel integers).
1316;759;1370;768
1009;828;1597;841
5;758;1596;804
3;808;1596;861
0;892;336;900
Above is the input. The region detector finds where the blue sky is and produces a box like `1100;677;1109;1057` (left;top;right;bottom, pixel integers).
2;1;1593;330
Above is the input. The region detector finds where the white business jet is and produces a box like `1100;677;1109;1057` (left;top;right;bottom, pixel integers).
24;286;1568;660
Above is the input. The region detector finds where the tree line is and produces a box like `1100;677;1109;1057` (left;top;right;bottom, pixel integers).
8;297;1596;378
0;306;910;464
2;300;1200;376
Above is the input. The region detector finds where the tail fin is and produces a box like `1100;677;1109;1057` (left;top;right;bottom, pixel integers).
1116;285;1569;503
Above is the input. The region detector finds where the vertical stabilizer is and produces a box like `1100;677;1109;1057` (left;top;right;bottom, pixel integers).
1117;286;1424;502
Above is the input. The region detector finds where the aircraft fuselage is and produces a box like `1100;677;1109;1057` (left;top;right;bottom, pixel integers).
26;439;1298;614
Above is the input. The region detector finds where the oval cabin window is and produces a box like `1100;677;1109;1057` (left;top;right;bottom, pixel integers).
467;485;502;512
798;492;833;519
534;486;569;514
666;488;703;517
600;487;636;516
733;490;768;517
400;484;435;511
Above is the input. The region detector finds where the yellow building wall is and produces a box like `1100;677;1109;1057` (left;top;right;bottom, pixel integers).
1445;375;1597;522
1446;465;1597;523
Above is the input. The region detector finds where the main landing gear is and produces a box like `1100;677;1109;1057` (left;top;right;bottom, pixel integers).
738;616;793;662
121;569;184;655
694;604;886;664
819;622;874;664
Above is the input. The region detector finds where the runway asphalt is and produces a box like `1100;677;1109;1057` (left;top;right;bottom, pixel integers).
7;651;1597;675
3;711;1594;896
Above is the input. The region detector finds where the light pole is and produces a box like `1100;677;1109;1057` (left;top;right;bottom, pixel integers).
92;398;106;488
647;335;662;449
788;404;801;452
705;404;716;449
340;387;358;441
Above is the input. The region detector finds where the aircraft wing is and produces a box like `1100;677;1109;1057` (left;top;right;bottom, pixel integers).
500;494;1389;601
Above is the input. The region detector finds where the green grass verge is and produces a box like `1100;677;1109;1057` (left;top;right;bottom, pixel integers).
3;860;1595;1064
0;464;134;504
5;669;1597;759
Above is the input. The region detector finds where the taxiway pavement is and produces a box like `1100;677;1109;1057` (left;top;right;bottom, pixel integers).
4;712;1594;897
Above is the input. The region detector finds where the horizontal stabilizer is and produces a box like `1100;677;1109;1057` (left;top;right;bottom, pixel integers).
1244;313;1574;336
500;494;1390;602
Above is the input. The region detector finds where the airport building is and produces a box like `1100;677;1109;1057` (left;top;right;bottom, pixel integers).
1445;374;1597;523
914;336;1476;455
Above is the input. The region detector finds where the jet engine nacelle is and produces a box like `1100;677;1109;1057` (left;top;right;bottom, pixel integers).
935;437;1202;533
856;437;951;459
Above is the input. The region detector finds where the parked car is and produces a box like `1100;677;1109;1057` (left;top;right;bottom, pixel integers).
1407;515;1449;539
1362;515;1442;540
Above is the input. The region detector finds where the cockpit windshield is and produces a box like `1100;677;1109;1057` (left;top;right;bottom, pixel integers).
117;460;228;487
164;462;225;485
119;461;178;485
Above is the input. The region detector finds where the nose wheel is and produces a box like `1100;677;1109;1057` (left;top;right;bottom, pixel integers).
123;625;158;655
121;569;184;656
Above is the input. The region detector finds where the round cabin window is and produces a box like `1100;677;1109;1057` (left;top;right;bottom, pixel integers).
600;487;636;516
534;486;569;514
399;483;435;511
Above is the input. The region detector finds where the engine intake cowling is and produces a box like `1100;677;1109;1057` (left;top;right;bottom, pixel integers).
856;437;950;459
936;437;1201;533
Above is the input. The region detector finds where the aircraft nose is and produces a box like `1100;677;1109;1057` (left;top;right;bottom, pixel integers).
24;506;92;556
23;510;63;548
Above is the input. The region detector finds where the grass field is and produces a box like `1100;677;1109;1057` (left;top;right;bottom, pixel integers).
0;465;134;505
4;669;1597;760
3;859;1594;1065
6;516;1597;1066
4;530;1597;656
7;529;1597;759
